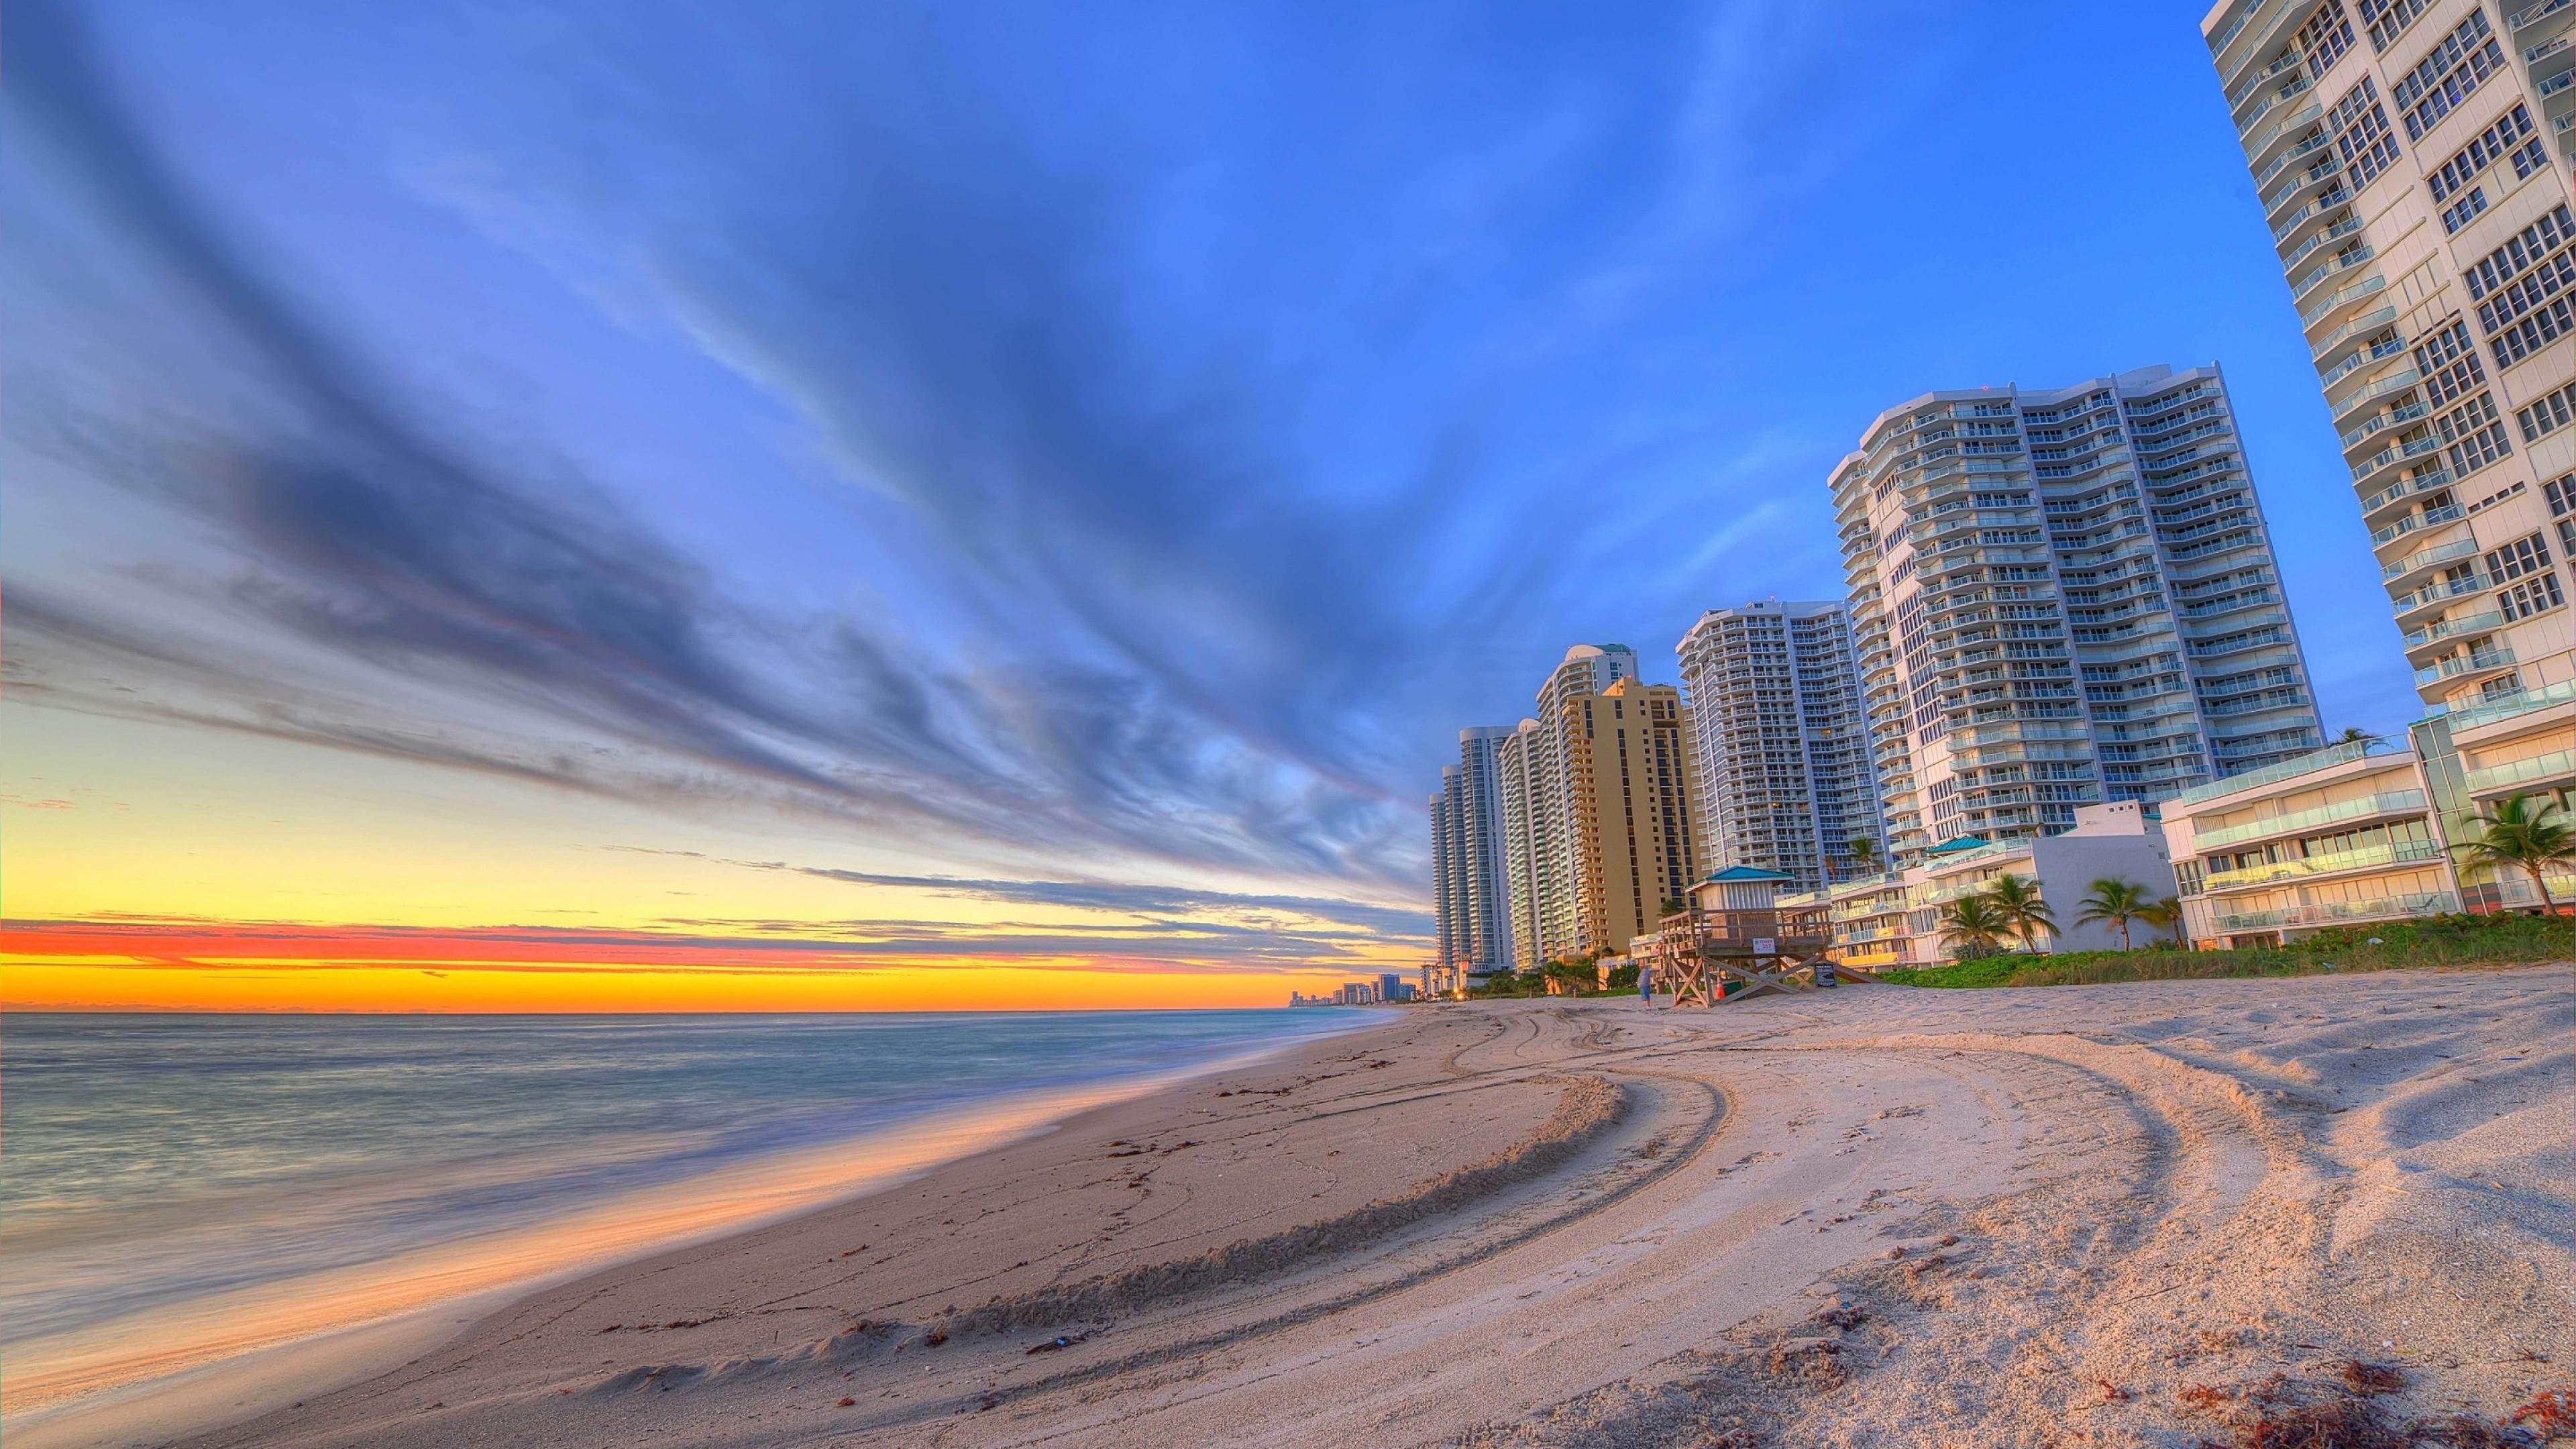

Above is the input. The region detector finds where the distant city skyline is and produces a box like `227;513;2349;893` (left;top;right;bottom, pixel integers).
3;0;2492;1008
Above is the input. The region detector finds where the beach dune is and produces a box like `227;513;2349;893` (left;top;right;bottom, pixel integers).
182;965;2571;1448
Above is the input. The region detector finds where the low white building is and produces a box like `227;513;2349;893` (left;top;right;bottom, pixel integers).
2159;683;2575;948
1781;801;2179;965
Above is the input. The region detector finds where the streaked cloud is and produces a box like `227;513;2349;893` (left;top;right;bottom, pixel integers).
2;0;2420;1006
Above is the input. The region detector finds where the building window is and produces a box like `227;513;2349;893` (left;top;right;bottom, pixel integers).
2300;1;2357;75
2467;205;2575;333
2498;571;2565;621
2438;391;2511;476
2329;77;2403;188
2442;188;2488;234
2487;532;2553;583
2428;103;2537;202
2359;0;2434;52
2518;384;2576;445
2412;317;2485;405
2390;9;2505;141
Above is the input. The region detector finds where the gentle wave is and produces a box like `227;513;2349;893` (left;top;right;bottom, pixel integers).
1;1009;1381;1420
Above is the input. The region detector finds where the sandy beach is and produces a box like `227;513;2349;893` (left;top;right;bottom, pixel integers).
170;965;2571;1448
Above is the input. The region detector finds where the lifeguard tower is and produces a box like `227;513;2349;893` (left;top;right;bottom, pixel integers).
1650;865;1839;1007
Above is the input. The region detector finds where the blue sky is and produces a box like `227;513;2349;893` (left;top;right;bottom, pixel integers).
3;0;2419;948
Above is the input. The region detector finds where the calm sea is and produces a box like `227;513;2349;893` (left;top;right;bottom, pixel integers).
1;1009;1379;1416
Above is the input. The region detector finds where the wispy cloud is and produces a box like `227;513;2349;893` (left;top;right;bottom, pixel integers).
2;0;1955;941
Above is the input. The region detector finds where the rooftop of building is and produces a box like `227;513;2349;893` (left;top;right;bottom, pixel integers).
1559;643;1634;662
1832;363;2226;464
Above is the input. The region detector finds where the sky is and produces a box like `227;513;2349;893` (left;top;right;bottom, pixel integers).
1;0;2426;1012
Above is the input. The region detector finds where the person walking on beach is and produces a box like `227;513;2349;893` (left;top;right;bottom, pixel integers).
1638;965;1653;1006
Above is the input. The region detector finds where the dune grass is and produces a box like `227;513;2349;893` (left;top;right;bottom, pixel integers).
1881;912;2572;989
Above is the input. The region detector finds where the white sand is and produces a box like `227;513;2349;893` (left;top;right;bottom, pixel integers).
164;965;2572;1448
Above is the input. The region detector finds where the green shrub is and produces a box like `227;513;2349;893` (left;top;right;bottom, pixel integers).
1882;912;2570;989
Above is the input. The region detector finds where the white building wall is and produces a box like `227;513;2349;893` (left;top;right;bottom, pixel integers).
1829;368;2324;867
1676;600;1886;891
2204;0;2576;708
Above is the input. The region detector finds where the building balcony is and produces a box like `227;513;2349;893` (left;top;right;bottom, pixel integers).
2312;303;2398;364
2328;329;2400;392
2331;369;2420;429
2474;870;2576;911
2202;838;2444;894
2191;789;2430;853
2222;14;2312;98
2349;433;2445;493
2463;747;2576;796
2292;246;2376;307
2515;0;2574;31
2209;892;2459;936
2359;468;2453;522
2245;99;2328;169
2389;571;2493;623
2381;536;2481;585
2343;400;2430;455
2443;677;2576;739
2237;74;2315;140
2275;186;2356;248
2181;590;2280;619
2286;215;2367;278
2170;737;2379;808
2268;154;2351;227
2415;644;2517;688
2371;501;2464;547
2402;610;2507;655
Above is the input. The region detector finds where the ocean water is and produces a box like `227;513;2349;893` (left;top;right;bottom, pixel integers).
1;1009;1377;1413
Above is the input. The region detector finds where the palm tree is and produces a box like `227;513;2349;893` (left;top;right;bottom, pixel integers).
1847;837;1882;879
2075;877;2152;951
2138;894;2187;948
2451;792;2575;914
2333;726;2384;749
1940;894;2012;959
1982;873;2057;951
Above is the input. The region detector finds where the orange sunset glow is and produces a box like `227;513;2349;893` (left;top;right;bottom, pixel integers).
2;919;1396;1012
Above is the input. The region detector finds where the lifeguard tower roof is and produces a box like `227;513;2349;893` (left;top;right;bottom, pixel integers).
1702;864;1797;882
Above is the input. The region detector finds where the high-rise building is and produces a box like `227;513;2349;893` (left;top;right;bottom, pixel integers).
1428;770;1462;976
1440;643;1690;970
1454;727;1518;974
1559;678;1705;956
1675;600;1886;891
2202;0;2575;719
1494;718;1546;970
1829;366;2324;866
1526;645;1641;959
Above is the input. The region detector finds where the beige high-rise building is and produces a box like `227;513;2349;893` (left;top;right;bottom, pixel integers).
1560;678;1705;957
1436;645;1641;977
2203;0;2576;716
